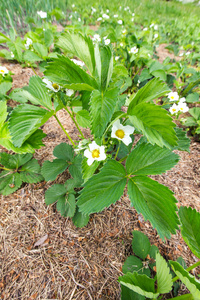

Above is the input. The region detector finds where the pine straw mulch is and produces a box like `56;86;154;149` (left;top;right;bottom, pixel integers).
0;59;200;300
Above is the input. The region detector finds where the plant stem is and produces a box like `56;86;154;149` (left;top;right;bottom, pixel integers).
172;260;200;283
54;114;75;146
64;107;85;139
114;142;121;160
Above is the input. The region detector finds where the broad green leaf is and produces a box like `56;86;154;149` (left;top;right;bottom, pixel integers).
56;193;76;217
118;272;159;298
128;176;179;240
132;231;151;260
128;78;170;111
156;252;173;294
170;261;200;300
0;101;7;127
20;159;44;183
0;32;10;43
23;50;42;62
25;129;46;150
121;285;145;300
68;154;83;185
0;171;22;196
27;76;52;110
53;143;74;161
45;184;66;205
90;87;119;138
77;160;127;214
186;93;199;103
41;159;69;181
0;82;12;95
9;88;30;103
128;103;177;148
76;110;90;128
0;152;32;169
179;207;200;259
72;208;90;227
56;32;95;75
33;43;48;58
189;107;200;120
126;142;179;175
44;55;98;91
8;104;54;147
100;46;113;90
81;158;100;182
149;245;159;269
44;29;54;47
122;256;143;274
151;70;166;81
173;127;190;152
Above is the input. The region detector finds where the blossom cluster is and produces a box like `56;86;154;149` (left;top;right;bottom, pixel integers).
168;92;189;115
0;66;9;76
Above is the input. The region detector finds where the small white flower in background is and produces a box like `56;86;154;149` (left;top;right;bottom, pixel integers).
106;9;109;13
10;52;14;58
186;51;191;56
43;28;46;31
131;18;134;22
119;6;122;10
179;97;186;103
150;23;154;28
137;79;140;87
169;103;179;115
69;15;72;19
132;13;135;16
66;89;74;97
0;66;9;76
102;13;109;19
97;17;102;21
154;24;158;30
124;6;130;11
118;20;123;25
42;78;60;92
122;29;127;35
25;37;32;49
148;53;151;57
71;58;85;67
179;52;184;57
154;33;158;39
168;91;179;102
111;119;135;146
78;17;81;22
72;4;75;8
91;7;96;14
84;141;106;166
115;56;120;61
93;34;101;43
129;46;138;54
114;14;118;18
178;102;189;113
75;140;88;153
143;27;148;31
120;42;124;47
37;11;47;19
104;38;110;45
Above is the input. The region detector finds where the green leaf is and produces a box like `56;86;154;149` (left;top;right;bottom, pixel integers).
0;32;10;43
25;129;46;150
186;93;199;103
99;46;113;90
128;103;177;148
179;207;200;259
126;142;179;175
121;285;145;300
53;143;74;161
72;208;90;227
81;158;100;183
170;261;200;300
149;245;159;269
45;184;66;205
0;172;22;196
77;160;127;214
8;104;54;147
128;176;179;240
44;29;54;47
56;32;95;75
76;110;90;128
33;42;48;58
132;231;151;260
173;127;190;152
90;87;119;138
0;152;32;169
68;154;83;185
128;78;170;111
0;101;8;127
9;88;29;103
27;76;52;109
189;107;200;120
151;70;166;81
20;159;44;183
0;82;12;95
57;193;76;217
44;55;98;91
23;50;42;62
122;256;144;274
118;272;159;298
156;252;173;294
41;159;69;181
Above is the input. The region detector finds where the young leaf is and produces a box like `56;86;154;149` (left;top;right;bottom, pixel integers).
173;127;190;153
121;285;145;300
44;55;98;91
8;104;54;147
170;261;200;300
76;110;90;128
0;32;10;43
41;159;69;181
77;160;127;214
53;143;74;161
45;184;66;205
100;46;113;90
90;87;119;138
0;101;8;127
132;231;151;260
72;208;90;228
118;272;159;298
122;256;143;274
20;159;44;183
0;82;12;95
128;176;179;240
23;50;42;62
127;78;170;111
156;252;173;294
0;171;22;196
33;43;48;58
126;142;179;175
56;193;76;217
128;103;177;148
81;158;100;182
179;206;200;259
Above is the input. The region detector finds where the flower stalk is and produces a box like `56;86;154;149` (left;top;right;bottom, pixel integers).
54;114;75;146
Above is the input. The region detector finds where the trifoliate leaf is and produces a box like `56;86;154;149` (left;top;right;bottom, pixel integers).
20;159;43;183
53;143;74;161
41;159;69;181
132;231;151;260
56;193;76;217
0;82;12;95
156;252;173;294
0;171;22;196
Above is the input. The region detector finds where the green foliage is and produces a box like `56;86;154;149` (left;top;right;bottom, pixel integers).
132;231;151;260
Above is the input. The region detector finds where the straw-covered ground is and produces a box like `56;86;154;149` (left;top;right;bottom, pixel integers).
0;56;200;300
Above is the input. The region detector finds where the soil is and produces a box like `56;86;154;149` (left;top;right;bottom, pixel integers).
0;50;200;300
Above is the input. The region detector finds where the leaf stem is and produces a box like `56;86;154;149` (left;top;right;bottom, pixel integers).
172;260;200;283
54;114;75;146
114;141;121;160
64;107;85;139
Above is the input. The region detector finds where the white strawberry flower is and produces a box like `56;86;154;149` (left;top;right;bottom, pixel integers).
104;38;110;45
25;37;33;49
154;33;158;39
154;24;158;30
178;102;189;113
179;97;186;103
111;119;135;145
169;103;179;115
0;66;9;76
42;78;60;92
143;27;148;31
66;89;74;96
37;11;47;19
114;14;118;18
150;23;155;28
118;20;123;25
84;141;106;166
10;52;14;58
129;46;138;54
102;13;109;19
115;56;120;61
93;34;101;43
97;17;102;21
168;91;179;102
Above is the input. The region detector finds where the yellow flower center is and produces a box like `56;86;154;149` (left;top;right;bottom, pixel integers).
0;70;5;73
92;149;100;158
171;96;174;99
116;129;125;139
52;83;59;90
172;108;176;112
